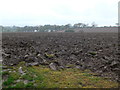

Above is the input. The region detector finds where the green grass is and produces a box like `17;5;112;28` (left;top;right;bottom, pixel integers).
2;71;9;76
22;73;34;81
11;82;25;88
3;76;15;86
25;82;34;88
2;61;119;88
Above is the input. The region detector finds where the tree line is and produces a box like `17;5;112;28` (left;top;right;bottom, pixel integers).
0;22;118;32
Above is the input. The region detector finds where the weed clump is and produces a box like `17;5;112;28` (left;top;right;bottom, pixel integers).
45;53;54;58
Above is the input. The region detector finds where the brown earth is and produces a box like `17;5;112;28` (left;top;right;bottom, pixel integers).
2;32;120;82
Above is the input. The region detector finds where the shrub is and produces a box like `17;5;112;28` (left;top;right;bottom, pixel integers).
65;29;75;32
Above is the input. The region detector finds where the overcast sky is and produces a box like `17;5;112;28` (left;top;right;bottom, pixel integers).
0;0;119;26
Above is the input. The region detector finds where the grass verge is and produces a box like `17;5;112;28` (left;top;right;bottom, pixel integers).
2;62;119;88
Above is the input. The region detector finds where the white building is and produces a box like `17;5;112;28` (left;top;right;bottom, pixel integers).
34;30;37;32
48;29;51;32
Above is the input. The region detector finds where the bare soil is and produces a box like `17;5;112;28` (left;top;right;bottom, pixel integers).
2;32;120;82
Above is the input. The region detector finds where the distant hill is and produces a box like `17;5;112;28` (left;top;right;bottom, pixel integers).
74;27;118;33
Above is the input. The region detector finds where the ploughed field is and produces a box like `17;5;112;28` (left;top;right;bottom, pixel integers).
2;32;119;88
